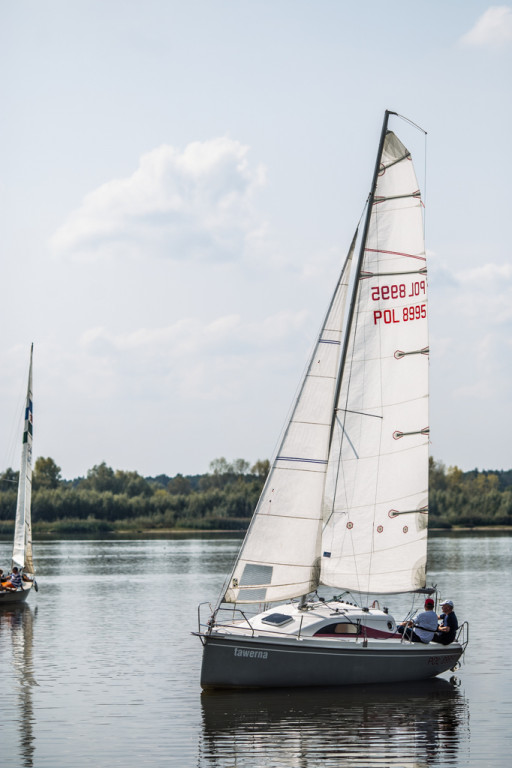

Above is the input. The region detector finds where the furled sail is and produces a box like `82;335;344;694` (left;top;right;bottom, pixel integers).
321;130;428;594
223;238;357;603
12;344;35;574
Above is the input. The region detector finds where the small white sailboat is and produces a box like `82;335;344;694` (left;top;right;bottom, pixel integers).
0;344;37;604
196;111;468;689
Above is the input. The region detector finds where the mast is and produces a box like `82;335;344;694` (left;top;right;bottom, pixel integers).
328;110;396;447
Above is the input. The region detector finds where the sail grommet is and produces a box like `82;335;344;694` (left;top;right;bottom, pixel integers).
403;526;409;534
346;522;354;529
377;525;384;533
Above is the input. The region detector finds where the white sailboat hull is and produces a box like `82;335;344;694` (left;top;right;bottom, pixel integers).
199;632;463;690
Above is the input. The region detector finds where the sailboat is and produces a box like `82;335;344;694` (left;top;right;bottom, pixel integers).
0;344;36;605
196;111;468;689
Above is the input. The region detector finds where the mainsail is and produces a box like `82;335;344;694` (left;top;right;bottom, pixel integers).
223;112;428;604
224;237;357;603
12;344;35;574
321;128;428;594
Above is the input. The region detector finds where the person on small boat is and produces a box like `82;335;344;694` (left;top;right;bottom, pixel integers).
1;566;22;590
432;599;458;645
397;598;438;643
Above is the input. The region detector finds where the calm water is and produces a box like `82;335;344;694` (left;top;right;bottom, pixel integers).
0;531;510;767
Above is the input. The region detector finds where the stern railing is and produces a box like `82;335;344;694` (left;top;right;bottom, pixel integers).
456;621;469;653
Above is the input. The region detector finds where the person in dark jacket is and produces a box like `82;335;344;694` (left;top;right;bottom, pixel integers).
433;599;458;645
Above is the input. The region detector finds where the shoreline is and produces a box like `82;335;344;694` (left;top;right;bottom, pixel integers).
2;525;512;542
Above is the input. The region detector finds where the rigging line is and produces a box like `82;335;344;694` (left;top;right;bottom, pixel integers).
336;408;383;420
338;416;359;460
424;130;428;241
393;112;428;241
393;112;428;136
322;420;344;531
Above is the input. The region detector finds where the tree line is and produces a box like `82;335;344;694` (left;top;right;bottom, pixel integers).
0;457;269;534
0;455;511;535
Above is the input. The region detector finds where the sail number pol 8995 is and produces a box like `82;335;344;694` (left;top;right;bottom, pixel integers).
374;304;426;325
371;281;426;301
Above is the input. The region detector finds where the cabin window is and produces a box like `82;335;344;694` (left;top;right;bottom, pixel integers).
314;622;360;636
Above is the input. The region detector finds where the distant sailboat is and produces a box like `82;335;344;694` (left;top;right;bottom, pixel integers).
0;344;36;604
196;111;468;689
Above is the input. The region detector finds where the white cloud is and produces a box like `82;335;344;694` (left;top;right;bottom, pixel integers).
430;257;512;406
74;309;311;403
460;6;512;47
50;138;266;263
455;262;512;324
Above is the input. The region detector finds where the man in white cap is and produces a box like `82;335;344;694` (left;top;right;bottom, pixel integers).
433;599;458;645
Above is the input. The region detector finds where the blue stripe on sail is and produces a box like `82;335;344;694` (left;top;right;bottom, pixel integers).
276;456;328;465
319;339;341;345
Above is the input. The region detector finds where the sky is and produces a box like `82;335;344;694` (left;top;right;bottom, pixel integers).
0;1;511;480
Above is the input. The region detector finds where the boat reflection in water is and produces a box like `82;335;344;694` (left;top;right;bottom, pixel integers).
0;604;37;767
199;678;469;768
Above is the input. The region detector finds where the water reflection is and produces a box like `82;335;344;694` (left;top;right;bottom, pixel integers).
199;679;469;768
0;604;37;768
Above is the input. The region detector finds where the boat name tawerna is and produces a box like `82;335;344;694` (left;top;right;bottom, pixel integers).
234;648;269;660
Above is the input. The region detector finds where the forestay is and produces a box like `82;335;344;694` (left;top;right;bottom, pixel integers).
12;344;35;574
224;238;356;603
321;131;428;594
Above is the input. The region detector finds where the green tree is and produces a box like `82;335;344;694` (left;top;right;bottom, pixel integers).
79;462;119;493
0;467;19;486
209;457;232;475
33;457;62;490
251;459;270;478
115;470;151;497
232;458;250;475
167;474;192;495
